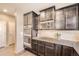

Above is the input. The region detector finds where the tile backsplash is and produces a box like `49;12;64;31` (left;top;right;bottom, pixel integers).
38;30;79;41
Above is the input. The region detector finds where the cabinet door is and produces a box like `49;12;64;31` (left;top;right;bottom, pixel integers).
38;44;45;56
24;15;28;26
55;10;65;29
52;8;55;20
27;13;32;25
40;11;45;21
55;44;62;56
45;46;55;56
65;6;78;30
45;43;55;56
31;43;38;54
39;22;47;29
48;20;55;29
62;45;73;56
45;8;52;20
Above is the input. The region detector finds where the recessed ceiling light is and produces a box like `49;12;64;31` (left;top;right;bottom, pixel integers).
3;9;7;12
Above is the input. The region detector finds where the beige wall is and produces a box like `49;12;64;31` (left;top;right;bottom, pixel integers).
38;30;79;41
0;13;15;46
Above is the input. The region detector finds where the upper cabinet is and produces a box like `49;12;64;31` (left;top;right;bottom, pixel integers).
55;10;65;29
24;11;38;29
65;6;78;30
56;4;79;30
39;6;55;30
45;8;52;20
40;11;46;21
40;6;55;22
23;11;38;45
27;13;32;25
24;15;28;26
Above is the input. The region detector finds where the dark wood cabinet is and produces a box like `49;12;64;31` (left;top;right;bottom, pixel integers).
65;5;78;30
40;11;46;21
38;44;45;56
55;10;65;29
56;4;79;30
31;39;79;56
55;44;63;56
45;42;55;56
37;41;45;56
31;43;38;54
45;8;52;20
62;45;73;56
31;39;38;54
24;11;38;50
39;6;55;30
62;45;79;56
24;15;28;26
40;6;55;22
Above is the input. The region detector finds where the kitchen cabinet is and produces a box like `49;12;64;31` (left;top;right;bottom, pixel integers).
31;39;38;54
56;4;79;30
40;11;46;21
62;45;79;56
39;6;55;30
24;15;28;26
55;44;62;56
45;42;55;56
31;39;79;56
27;13;32;25
65;6;78;30
39;20;55;30
55;10;65;29
37;41;45;56
62;45;73;56
45;8;52;20
24;11;38;50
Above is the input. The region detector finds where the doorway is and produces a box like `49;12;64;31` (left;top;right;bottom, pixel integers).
0;13;16;55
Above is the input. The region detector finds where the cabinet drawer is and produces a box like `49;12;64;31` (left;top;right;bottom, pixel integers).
45;42;55;47
38;41;45;45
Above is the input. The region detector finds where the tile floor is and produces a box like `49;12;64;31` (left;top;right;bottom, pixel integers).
0;45;36;56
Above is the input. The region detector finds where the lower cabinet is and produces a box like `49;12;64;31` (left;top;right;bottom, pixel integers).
55;44;63;56
45;43;55;56
31;43;38;54
31;40;38;54
38;44;45;56
62;45;73;56
37;41;45;56
31;39;79;56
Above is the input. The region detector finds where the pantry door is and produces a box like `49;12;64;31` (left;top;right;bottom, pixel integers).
0;21;6;48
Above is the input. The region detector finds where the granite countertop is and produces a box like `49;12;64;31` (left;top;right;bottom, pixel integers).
32;37;79;54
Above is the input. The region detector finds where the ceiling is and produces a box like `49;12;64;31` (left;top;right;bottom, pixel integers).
0;3;74;15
